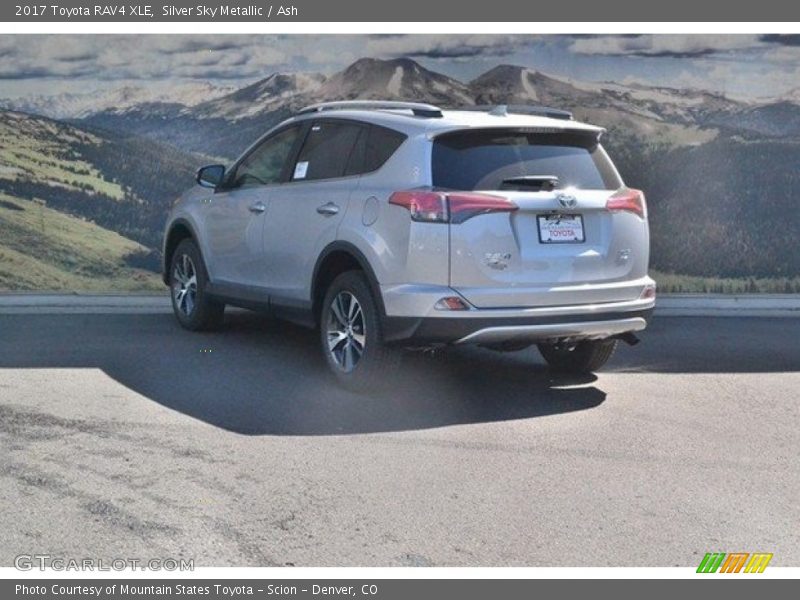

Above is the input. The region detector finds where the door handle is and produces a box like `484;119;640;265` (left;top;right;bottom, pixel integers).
248;202;266;214
316;202;340;216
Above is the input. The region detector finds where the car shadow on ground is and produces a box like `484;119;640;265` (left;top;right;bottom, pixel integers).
117;312;610;435
0;311;605;436
2;311;798;436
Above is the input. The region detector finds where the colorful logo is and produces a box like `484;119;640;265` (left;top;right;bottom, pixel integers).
697;552;773;573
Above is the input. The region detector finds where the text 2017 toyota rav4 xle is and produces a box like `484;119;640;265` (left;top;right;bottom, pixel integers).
163;101;656;388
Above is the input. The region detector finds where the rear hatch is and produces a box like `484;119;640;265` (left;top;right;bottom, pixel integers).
433;127;649;308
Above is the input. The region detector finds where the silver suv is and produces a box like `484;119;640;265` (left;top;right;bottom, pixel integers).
163;101;656;388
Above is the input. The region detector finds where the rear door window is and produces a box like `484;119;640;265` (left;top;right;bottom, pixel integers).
432;129;621;191
292;121;364;182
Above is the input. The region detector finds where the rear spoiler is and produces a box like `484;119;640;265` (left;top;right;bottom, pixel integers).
428;124;606;141
459;104;574;120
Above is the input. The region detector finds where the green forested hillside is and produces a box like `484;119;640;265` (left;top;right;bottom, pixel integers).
614;135;800;279
0;110;201;252
0;109;200;290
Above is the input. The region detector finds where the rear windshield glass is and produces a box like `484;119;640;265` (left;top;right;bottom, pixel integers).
432;129;621;191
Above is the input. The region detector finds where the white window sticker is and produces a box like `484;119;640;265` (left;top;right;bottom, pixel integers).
293;161;309;180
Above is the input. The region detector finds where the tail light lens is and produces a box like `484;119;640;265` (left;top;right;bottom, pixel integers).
448;192;519;224
606;188;646;219
434;296;470;311
389;191;518;224
388;191;448;223
640;282;657;300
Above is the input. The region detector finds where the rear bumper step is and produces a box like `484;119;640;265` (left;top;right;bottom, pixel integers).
383;308;653;346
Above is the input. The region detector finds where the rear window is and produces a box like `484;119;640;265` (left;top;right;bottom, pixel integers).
432;129;621;191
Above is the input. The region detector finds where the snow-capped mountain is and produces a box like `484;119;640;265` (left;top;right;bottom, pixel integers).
0;81;236;120
313;57;474;106
469;64;743;125
7;57;796;129
191;72;326;120
469;65;591;106
190;58;474;120
11;56;797;158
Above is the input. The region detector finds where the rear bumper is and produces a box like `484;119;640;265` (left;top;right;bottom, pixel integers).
382;301;654;345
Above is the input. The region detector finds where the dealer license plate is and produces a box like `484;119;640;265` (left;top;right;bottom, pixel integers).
537;214;585;244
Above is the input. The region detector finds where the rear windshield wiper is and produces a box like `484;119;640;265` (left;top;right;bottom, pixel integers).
500;175;559;190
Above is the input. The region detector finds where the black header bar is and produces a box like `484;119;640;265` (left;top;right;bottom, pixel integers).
3;0;800;22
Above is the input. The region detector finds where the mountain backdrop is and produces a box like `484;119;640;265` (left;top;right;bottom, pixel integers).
1;57;799;291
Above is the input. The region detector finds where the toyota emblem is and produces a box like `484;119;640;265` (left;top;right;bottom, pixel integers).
556;193;578;209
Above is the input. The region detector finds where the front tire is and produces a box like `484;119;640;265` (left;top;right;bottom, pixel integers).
538;338;618;373
320;271;400;391
169;238;225;331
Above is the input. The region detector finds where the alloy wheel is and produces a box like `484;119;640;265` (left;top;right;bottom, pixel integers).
326;291;366;372
172;254;198;317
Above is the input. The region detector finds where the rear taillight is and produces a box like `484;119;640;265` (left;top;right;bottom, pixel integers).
388;191;448;223
606;188;646;219
448;192;519;224
389;191;518;224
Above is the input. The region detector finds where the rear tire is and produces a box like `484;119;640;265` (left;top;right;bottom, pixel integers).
320;271;400;392
169;238;225;331
538;338;618;373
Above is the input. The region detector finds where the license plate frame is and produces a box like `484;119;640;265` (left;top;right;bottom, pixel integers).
537;213;586;244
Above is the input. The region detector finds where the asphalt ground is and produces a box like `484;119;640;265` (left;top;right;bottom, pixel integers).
0;312;797;566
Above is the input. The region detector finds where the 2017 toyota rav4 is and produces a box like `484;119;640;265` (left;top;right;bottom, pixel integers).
163;101;656;389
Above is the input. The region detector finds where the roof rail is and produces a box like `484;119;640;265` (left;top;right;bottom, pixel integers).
296;100;443;118
462;104;573;121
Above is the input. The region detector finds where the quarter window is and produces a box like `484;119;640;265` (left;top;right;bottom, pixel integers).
363;125;406;173
345;124;407;176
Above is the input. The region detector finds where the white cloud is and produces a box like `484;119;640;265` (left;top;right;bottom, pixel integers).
569;35;764;57
762;45;800;64
365;34;533;59
0;36;295;81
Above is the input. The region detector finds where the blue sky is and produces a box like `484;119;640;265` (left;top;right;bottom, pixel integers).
1;34;799;100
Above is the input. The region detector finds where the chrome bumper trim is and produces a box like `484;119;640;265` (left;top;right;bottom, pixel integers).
454;317;648;345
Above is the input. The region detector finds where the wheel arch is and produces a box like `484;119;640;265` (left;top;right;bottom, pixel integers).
311;242;385;326
162;219;199;285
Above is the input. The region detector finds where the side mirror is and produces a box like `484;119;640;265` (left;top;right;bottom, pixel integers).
196;164;226;189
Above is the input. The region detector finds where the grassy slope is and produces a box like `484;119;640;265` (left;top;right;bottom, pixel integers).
0;193;161;291
0;111;124;199
0;109;172;290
